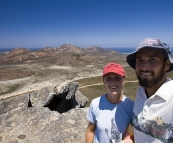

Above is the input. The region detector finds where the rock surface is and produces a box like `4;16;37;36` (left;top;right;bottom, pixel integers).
0;107;89;143
0;82;89;143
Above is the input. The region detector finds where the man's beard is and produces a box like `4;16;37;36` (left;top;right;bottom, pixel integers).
136;64;165;88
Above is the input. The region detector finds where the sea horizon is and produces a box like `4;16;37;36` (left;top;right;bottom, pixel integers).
0;47;173;54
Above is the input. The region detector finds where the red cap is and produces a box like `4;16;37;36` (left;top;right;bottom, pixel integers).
103;63;125;77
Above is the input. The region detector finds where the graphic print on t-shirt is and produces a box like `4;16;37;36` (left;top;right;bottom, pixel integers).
132;113;173;142
105;118;122;143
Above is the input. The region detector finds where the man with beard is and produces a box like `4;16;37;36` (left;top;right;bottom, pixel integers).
126;38;173;143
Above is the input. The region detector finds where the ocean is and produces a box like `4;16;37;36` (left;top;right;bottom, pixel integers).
0;47;173;54
107;47;136;54
109;47;173;54
0;48;40;52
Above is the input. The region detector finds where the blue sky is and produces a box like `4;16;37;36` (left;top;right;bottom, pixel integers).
0;0;173;48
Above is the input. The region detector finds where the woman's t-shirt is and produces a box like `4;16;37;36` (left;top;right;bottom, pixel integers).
87;94;134;143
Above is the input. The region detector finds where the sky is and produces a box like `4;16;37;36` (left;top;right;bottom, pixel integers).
0;0;173;49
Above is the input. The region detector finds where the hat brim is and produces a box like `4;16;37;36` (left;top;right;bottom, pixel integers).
103;70;125;77
126;46;173;72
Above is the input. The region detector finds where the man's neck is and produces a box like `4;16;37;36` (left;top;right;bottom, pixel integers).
145;78;167;98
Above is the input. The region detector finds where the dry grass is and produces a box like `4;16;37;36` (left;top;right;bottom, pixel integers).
76;76;103;87
0;84;21;95
79;85;106;107
124;66;137;81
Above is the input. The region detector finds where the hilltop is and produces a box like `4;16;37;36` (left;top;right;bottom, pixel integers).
0;44;122;66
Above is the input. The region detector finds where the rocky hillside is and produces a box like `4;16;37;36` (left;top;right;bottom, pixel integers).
0;44;122;65
0;44;126;82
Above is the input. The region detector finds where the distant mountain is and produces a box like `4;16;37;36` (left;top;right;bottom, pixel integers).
56;44;84;54
0;52;6;57
85;46;120;54
0;44;123;65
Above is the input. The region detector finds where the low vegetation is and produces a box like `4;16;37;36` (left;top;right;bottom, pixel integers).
0;84;20;95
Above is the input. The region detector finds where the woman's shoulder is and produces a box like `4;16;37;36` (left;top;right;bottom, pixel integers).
122;95;134;114
122;95;134;105
92;94;105;103
90;94;107;106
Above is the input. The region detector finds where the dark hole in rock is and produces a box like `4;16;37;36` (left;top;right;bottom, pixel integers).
18;134;26;139
44;92;73;114
28;94;32;107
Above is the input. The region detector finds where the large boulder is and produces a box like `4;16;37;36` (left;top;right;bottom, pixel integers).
0;93;29;115
54;82;78;99
0;81;90;143
29;82;89;113
29;86;54;107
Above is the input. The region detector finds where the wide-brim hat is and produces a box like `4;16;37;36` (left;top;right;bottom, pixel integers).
126;38;173;72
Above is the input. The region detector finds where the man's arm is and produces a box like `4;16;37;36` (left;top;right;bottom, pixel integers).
120;123;134;143
86;122;96;143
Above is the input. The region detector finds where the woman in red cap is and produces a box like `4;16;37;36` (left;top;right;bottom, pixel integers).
86;63;134;143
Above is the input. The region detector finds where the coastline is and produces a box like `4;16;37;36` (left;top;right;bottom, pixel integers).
1;47;173;54
0;47;135;54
